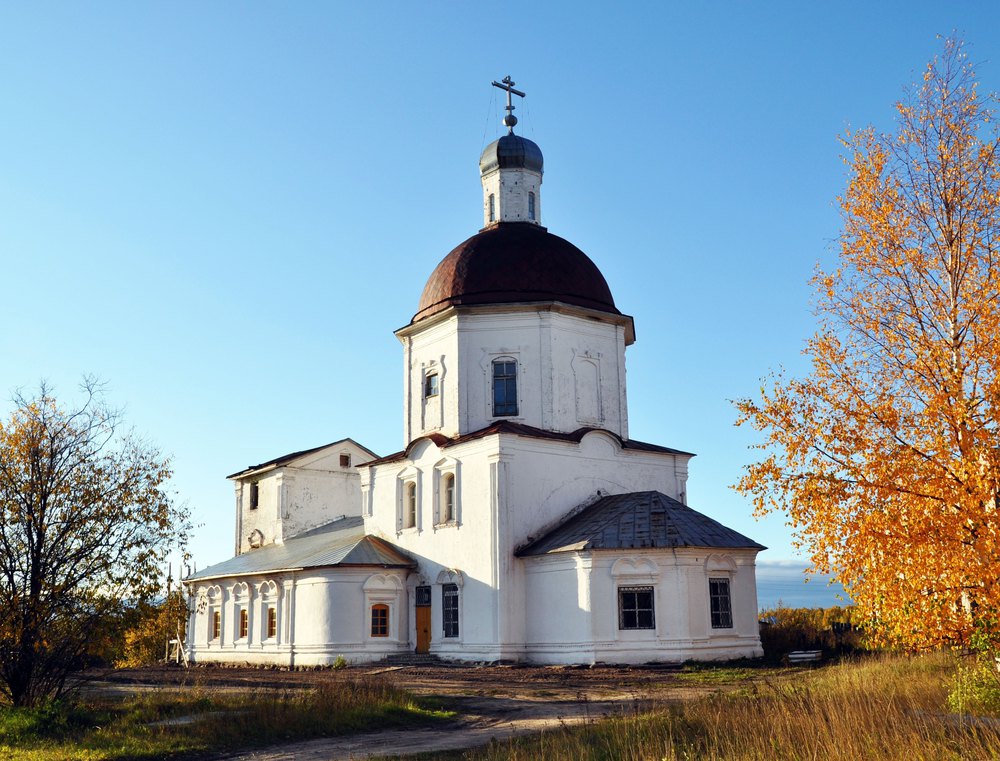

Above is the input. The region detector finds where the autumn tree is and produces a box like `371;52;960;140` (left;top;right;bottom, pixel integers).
0;381;189;706
735;38;1000;650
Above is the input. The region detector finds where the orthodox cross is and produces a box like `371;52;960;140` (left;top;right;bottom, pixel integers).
492;76;525;133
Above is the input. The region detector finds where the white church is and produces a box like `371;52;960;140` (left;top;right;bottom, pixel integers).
185;80;765;666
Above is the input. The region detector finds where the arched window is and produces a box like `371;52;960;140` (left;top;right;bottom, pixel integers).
528;192;536;221
442;473;455;523
371;604;389;637
404;481;417;528
267;606;277;639
492;359;518;417
489;193;496;222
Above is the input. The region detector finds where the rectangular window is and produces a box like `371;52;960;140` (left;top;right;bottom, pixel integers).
618;586;655;630
528;191;536;221
442;583;459;638
267;606;277;639
492;360;518;416
424;373;439;397
710;578;733;629
489;193;496;222
239;608;248;639
211;611;221;640
249;481;259;510
340;453;351;467
371;604;389;637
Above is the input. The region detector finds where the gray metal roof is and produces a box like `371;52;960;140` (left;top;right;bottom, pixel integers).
227;438;379;479
515;491;766;556
186;516;415;582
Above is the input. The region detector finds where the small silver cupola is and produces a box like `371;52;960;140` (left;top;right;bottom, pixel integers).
479;76;543;228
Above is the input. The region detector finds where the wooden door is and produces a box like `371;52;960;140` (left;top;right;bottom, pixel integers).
415;606;431;653
415;585;431;653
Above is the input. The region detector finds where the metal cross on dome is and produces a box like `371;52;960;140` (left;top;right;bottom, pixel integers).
492;76;525;133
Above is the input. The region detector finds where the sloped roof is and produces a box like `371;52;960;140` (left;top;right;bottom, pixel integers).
515;491;765;557
365;422;693;467
227;438;379;479
185;516;415;581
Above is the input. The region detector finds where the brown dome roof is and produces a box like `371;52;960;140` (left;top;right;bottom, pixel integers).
413;223;619;323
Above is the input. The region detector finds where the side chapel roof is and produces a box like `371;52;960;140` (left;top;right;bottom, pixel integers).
227;438;379;479
185;516;415;582
516;491;766;556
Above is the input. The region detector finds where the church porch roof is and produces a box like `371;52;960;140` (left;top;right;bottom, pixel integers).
185;516;415;582
515;491;765;557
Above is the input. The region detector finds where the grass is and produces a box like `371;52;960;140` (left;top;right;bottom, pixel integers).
393;654;1000;761
0;678;454;760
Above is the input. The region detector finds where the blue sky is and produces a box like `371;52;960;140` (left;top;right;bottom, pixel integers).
3;3;999;600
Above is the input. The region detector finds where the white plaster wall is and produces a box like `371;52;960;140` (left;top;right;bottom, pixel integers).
362;429;695;662
186;567;410;667
400;308;630;444
481;167;541;226
363;435;509;660
234;443;370;554
523;549;763;664
401;315;459;446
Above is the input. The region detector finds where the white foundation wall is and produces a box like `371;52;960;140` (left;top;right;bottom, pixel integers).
523;549;763;664
400;307;630;443
186;567;410;667
234;444;370;554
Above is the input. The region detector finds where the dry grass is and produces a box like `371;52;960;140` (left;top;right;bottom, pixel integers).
448;653;1000;761
0;678;453;760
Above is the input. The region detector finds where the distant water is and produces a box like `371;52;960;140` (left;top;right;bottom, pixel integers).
756;561;852;610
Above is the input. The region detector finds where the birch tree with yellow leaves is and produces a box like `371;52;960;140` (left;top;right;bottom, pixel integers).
0;380;189;706
736;38;1000;650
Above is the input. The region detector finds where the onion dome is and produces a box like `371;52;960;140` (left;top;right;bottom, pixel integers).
479;134;544;176
413;222;618;323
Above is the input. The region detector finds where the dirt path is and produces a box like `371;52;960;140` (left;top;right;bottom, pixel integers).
211;695;633;761
85;662;755;761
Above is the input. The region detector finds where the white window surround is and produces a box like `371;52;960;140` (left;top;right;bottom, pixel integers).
482;352;522;420
435;569;464;643
396;468;422;533
363;574;403;642
705;555;736;631
610;558;660;640
256;579;281;643
205;585;223;646
433;458;460;528
231;581;251;644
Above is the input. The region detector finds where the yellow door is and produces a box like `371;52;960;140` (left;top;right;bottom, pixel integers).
415;606;431;653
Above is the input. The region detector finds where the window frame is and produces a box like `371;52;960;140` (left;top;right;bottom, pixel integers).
370;604;389;638
249;481;259;510
424;372;439;398
618;585;655;630
442;583;459;638
528;191;536;221
441;472;455;523
491;358;519;417
266;606;277;639
238;608;248;639
404;481;417;529
211;610;221;641
488;193;496;222
709;577;733;629
339;453;351;468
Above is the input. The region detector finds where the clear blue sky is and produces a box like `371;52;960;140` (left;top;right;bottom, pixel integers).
3;3;998;591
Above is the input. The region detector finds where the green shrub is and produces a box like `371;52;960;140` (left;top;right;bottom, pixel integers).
947;659;1000;715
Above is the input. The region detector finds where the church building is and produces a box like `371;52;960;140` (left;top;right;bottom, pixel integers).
185;79;765;666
